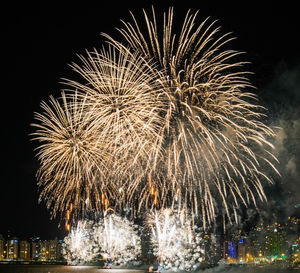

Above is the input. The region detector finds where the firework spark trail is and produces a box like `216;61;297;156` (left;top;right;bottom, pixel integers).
148;208;205;271
104;7;279;226
31;92;113;218
67;47;166;185
32;7;279;228
32;46;166;217
93;212;141;265
63;214;141;265
63;220;97;264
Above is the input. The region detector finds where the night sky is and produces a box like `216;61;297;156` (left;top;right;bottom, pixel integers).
2;2;299;240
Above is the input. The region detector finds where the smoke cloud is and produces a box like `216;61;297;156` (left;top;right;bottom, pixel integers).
259;61;300;220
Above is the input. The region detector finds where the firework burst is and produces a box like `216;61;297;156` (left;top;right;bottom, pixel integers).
32;7;279;229
148;208;205;271
63;220;97;264
63;47;166;203
93;212;141;266
63;213;141;266
31;92;112;217
32;46;165;217
104;7;279;226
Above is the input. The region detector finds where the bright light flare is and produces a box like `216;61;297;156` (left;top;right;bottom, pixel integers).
93;213;141;266
148;209;205;271
63;214;141;266
63;220;97;264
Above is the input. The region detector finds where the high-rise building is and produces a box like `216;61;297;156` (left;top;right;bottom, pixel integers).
223;240;237;260
39;241;49;261
203;232;219;265
30;238;65;262
212;234;223;262
19;240;30;260
265;224;287;258
57;240;64;261
48;240;58;261
237;239;247;262
7;237;18;260
31;237;41;261
0;234;5;260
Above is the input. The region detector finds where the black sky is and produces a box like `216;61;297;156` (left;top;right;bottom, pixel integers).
2;2;299;240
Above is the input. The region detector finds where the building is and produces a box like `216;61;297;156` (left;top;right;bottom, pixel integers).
31;241;41;261
48;239;62;261
48;240;56;261
30;238;65;262
208;233;222;264
57;240;64;261
39;241;49;261
31;237;41;261
264;224;288;259
223;240;237;260
19;240;30;260
203;232;220;265
237;239;247;263
6;237;18;260
0;234;5;260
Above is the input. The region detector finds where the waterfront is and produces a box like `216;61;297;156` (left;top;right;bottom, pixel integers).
0;265;143;273
0;265;299;273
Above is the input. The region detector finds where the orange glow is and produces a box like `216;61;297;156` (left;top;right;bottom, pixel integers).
148;174;155;196
66;210;70;220
105;198;109;210
66;224;70;231
70;203;73;212
154;193;158;205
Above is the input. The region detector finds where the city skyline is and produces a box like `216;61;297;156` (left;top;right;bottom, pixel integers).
0;235;65;263
2;2;300;240
0;216;299;267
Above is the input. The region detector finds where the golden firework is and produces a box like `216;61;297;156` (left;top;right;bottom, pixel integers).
33;8;279;228
32;46;165;217
104;7;279;227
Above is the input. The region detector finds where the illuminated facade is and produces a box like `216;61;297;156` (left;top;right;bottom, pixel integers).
0;216;298;265
39;241;49;261
31;240;41;261
31;239;64;262
19;240;30;260
0;234;4;260
223;240;237;260
48;240;63;261
237;239;247;262
7;237;18;260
